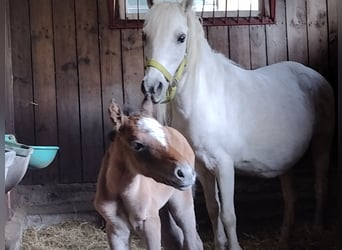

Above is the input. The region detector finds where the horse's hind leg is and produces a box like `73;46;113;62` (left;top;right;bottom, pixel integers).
311;132;333;228
279;169;296;249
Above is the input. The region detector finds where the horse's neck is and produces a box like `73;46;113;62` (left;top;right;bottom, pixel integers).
173;41;224;116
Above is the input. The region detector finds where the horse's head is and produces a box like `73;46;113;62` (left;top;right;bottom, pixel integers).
109;96;196;190
141;0;194;104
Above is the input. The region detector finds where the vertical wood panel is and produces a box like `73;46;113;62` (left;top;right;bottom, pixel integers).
75;0;104;182
327;0;337;87
98;0;124;149
5;0;14;134
53;0;82;183
207;26;229;58
30;0;59;183
266;0;287;64
306;0;329;77
10;1;35;187
249;25;267;69
286;0;308;64
121;29;144;110
229;26;251;69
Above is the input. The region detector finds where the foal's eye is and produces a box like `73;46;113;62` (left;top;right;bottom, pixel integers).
177;34;186;44
131;140;145;152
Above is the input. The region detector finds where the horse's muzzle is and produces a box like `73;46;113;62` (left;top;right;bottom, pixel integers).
141;80;163;104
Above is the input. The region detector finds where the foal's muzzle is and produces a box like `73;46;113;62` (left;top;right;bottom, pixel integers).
172;163;196;190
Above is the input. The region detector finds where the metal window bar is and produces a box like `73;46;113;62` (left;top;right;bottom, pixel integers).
108;0;275;29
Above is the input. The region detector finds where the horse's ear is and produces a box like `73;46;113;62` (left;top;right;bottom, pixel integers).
181;0;193;12
147;0;153;8
108;99;125;131
141;94;153;116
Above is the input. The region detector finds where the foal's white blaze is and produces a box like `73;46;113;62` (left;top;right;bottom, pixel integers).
137;117;168;147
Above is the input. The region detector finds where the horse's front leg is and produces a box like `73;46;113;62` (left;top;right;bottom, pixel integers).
196;161;227;250
214;156;242;250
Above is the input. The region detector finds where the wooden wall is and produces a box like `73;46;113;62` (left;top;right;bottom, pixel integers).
9;0;337;185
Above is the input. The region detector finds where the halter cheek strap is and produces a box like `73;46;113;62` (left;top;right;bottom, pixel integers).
145;56;187;103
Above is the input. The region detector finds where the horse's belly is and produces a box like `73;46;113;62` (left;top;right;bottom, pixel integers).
234;159;287;178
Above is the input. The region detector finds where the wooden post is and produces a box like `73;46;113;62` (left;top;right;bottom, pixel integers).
5;0;14;134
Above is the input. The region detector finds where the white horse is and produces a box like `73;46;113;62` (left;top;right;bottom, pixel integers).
141;0;335;249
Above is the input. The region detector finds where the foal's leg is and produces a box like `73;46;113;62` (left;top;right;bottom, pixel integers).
105;222;131;250
196;161;227;250
96;201;131;250
279;169;296;249
168;189;203;250
214;156;242;250
160;204;183;250
141;213;162;250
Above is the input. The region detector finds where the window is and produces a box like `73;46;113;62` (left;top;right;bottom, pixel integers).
108;0;275;28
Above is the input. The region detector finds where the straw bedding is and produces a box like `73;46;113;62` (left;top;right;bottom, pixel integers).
22;220;336;250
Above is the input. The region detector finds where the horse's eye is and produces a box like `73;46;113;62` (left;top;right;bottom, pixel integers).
177;34;186;44
131;140;145;152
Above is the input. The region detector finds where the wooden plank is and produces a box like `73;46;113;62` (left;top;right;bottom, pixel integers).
285;0;308;64
98;0;124;149
121;29;144;110
249;25;267;69
29;0;59;183
327;0;337;87
266;0;287;64
306;0;329;77
207;26;229;58
53;0;82;183
75;0;104;182
229;25;250;69
5;0;14;134
9;0;35;184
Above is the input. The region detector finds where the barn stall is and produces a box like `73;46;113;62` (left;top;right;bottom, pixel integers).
4;0;339;249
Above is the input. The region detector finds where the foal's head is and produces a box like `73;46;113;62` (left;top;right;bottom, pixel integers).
109;96;196;190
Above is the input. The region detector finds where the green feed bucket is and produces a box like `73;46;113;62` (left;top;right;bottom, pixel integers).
29;146;59;169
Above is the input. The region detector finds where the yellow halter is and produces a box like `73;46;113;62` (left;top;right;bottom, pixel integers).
145;56;187;103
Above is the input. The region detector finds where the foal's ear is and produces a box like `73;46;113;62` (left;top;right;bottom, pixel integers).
181;0;193;12
140;94;153;116
108;99;125;131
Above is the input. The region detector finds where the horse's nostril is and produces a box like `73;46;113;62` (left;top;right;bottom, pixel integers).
176;168;185;179
157;82;163;92
141;80;147;94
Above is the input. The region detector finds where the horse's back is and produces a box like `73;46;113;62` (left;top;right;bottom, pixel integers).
259;61;335;131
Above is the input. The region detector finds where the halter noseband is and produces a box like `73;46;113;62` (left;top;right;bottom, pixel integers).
145;56;187;103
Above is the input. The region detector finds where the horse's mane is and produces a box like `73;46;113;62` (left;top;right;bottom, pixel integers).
146;2;235;125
